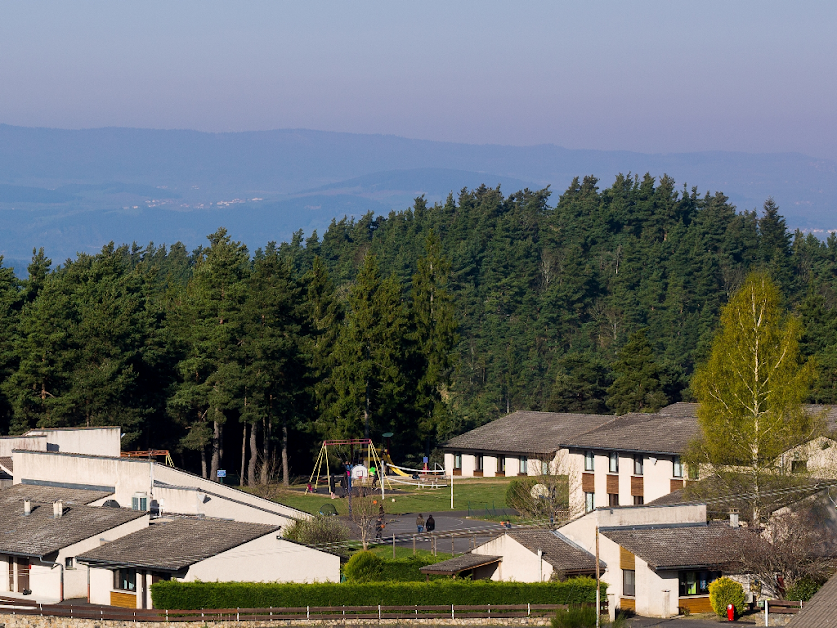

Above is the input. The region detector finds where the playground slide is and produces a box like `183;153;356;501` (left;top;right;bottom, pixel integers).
382;451;412;477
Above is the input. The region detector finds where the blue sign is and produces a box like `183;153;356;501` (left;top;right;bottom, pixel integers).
216;470;227;478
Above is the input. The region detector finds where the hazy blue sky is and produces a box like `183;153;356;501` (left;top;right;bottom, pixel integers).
2;1;835;159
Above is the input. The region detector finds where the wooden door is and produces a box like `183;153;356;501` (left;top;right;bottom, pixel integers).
17;558;30;592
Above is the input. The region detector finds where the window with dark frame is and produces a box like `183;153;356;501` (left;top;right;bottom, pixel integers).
678;570;721;596
585;492;595;513
584;451;594;471
454;453;462;469
609;452;619;473
633;455;643;476
623;569;636;596
519;456;528;474
114;568;137;592
673;455;683;478
497;456;505;473
608;493;619;507
475;454;483;471
792;460;808;474
633;495;644;505
65;557;74;569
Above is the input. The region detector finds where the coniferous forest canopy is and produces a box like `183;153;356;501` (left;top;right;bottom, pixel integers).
1;173;836;482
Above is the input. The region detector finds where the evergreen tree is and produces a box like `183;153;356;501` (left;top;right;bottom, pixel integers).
606;330;667;414
548;353;611;414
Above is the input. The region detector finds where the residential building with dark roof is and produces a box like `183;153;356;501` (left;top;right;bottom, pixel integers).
558;502;750;619
0;494;149;602
78;517;341;609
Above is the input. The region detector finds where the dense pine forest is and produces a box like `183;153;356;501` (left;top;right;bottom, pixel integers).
1;173;836;482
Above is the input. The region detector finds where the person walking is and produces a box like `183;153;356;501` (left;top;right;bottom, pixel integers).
375;511;385;540
425;514;436;533
416;513;425;533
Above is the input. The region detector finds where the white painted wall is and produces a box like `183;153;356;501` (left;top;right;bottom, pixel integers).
0;435;47;456
13;451;309;526
472;534;552;582
483;455;498;477
25;427;121;457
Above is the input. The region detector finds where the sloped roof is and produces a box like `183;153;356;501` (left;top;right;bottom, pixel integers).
565;411;700;455
443;411;615;455
0;501;146;557
507;529;603;574
601;522;743;570
786;570;837;627
0;457;11;476
78;517;278;571
0;483;111;505
419;553;501;575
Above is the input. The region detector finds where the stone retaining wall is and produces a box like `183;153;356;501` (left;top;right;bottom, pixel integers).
0;614;551;628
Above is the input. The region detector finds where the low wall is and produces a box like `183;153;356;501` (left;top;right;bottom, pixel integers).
0;615;551;627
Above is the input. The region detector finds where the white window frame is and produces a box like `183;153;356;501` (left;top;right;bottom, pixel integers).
673;455;683;478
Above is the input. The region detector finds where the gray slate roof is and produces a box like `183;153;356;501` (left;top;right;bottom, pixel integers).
78;517;279;571
0;483;111;505
507;529;603;574
419;553;502;575
444;411;615;455
600;522;742;570
567;411;700;455
0;457;13;474
0;501;146;558
786;570;837;628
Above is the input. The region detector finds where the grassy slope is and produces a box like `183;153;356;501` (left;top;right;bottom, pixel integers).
249;477;513;516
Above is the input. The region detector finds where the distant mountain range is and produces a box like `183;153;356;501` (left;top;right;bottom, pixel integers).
1;124;835;273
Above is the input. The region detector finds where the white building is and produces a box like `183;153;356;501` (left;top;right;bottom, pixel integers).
0;485;149;602
78;517;341;608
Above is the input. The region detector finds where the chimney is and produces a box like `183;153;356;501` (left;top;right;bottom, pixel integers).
53;500;63;519
729;510;739;529
23;499;31;516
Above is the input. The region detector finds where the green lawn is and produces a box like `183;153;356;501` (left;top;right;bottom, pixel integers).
254;477;514;516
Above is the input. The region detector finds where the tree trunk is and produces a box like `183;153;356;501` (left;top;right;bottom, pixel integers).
240;422;247;486
210;419;221;482
200;447;208;479
260;417;270;485
248;421;258;486
364;380;371;440
282;422;290;487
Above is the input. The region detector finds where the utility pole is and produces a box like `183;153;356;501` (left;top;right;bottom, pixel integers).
595;526;601;628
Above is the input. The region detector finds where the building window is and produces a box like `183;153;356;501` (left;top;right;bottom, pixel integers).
114;568;137;592
519;456;528;474
623;569;636;597
454;453;462;470
608;493;619;507
633;495;644;505
688;464;699;480
584;451;595;471
792;460;807;474
585;492;595;513
609;452;619;473
497;456;505;473
475;454;483;472
65;557;74;569
633;455;643;476
541;459;549;475
678;570;721;596
673;455;683;478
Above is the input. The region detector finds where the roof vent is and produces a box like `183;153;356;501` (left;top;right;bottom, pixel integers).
53;500;64;519
23;499;31;516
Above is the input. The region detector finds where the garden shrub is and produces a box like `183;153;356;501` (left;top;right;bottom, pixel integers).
551;604;596;627
708;577;745;617
282;514;349;546
152;578;603;610
343;551;383;582
786;577;821;602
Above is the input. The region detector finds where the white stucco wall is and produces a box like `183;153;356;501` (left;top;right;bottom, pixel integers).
25;427;121;457
13;451;309;527
185;535;340;585
483;455;498;477
472;534;552;582
0;435;47;457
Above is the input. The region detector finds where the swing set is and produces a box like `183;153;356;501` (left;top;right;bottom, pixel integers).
309;439;393;497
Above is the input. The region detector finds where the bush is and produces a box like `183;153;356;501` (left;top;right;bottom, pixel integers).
378;556;443;581
151;578;604;610
786;577;821;602
708;577;745;617
282;514;349;546
551;605;596;628
343;551;383;582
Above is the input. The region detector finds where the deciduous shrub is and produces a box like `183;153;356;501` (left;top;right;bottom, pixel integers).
282;514;350;546
343;551;383;582
708;577;745;617
551;604;596;627
786;577;821;602
152;578;603;610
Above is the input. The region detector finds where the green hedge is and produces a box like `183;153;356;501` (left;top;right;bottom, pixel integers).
152;578;603;609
